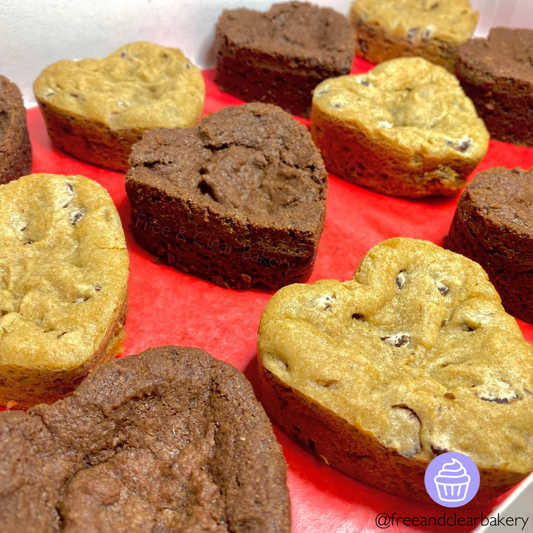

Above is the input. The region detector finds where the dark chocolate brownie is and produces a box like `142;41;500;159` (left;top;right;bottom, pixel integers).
214;1;354;118
447;167;533;324
0;346;291;533
126;102;327;290
0;75;32;184
456;28;533;146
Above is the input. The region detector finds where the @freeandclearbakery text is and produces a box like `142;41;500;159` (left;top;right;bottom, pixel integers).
374;512;530;530
134;213;297;275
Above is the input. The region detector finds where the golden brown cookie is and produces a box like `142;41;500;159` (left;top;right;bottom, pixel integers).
258;238;533;504
351;0;479;72
34;42;205;172
0;173;129;407
311;58;489;197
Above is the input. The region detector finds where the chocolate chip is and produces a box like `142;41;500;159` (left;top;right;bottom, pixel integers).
406;28;419;41
19;225;27;232
120;52;127;58
396;271;406;289
70;208;86;225
315;379;340;389
444;392;455;400
431;445;449;456
352;313;365;321
454;138;472;152
437;283;449;296
381;333;410;347
479;393;521;404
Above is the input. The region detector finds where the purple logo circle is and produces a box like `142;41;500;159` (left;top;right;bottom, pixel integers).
425;452;480;507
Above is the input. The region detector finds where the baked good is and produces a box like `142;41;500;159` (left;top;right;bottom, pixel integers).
33;42;205;172
215;1;354;118
456;28;533;147
311;57;489;197
0;173;129;408
0;75;32;184
0;345;291;532
126;102;327;290
447;167;533;324
350;0;479;72
258;237;533;504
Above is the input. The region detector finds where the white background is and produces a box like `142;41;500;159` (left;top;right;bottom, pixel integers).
1;0;532;107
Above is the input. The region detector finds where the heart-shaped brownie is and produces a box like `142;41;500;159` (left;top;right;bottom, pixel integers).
215;1;354;118
0;75;32;184
0;173;129;407
457;28;533;147
0;346;291;533
258;237;533;503
126;102;327;290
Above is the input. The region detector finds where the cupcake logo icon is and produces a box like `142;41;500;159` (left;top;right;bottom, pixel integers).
425;452;480;507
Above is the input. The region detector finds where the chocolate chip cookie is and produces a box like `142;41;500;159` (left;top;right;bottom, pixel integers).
34;42;205;172
258;238;533;504
311;57;489;197
0;173;129;407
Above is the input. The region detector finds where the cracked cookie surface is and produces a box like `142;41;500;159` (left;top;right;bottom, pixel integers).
258;237;533;503
0;173;129;407
126;102;327;289
0;346;291;533
311;57;489;197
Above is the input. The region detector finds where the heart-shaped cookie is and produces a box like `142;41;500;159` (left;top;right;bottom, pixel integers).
33;42;205;171
0;346;291;533
0;173;129;407
126;102;327;290
0;76;32;184
215;1;354;118
258;237;533;503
